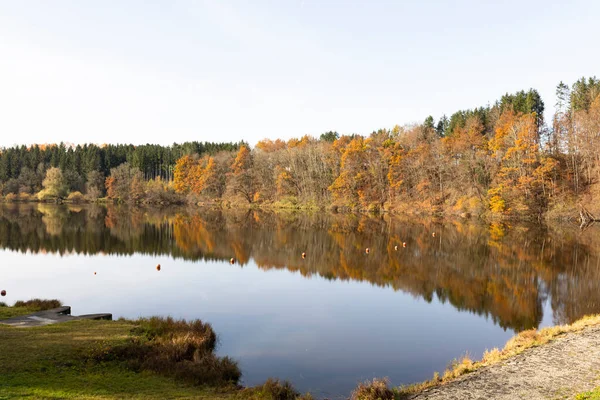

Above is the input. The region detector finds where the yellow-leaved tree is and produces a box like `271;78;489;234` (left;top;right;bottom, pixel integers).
488;110;545;216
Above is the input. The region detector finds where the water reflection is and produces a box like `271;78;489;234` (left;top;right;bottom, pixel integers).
2;203;598;331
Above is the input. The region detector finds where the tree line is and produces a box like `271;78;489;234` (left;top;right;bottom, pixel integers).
0;141;243;202
1;76;599;218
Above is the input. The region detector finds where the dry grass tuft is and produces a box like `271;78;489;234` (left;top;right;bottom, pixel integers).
481;348;502;364
92;316;240;386
132;316;218;353
260;378;301;400
399;314;600;396
12;299;62;311
504;329;540;352
238;377;314;400
441;355;474;381
351;378;396;400
0;299;63;320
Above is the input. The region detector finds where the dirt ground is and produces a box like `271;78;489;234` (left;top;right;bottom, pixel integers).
407;325;600;400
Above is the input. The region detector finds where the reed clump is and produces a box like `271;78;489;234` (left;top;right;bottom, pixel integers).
92;316;241;386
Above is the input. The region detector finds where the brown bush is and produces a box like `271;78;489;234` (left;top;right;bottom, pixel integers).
67;191;85;203
18;192;32;202
4;193;17;202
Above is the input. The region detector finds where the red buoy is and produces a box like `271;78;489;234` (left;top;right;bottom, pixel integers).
1;290;6;297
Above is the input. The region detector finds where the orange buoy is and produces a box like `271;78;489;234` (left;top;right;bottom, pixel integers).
302;252;306;259
94;272;97;275
432;232;436;237
230;258;235;264
402;242;407;248
1;290;6;297
365;248;370;254
394;245;398;251
156;264;161;271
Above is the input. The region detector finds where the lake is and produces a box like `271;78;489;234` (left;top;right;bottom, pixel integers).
1;203;599;398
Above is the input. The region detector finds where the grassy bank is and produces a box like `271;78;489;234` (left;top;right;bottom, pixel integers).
4;300;600;400
0;300;312;400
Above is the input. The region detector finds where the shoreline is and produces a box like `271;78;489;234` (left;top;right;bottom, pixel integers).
402;317;600;399
0;196;586;223
2;301;600;399
398;314;600;397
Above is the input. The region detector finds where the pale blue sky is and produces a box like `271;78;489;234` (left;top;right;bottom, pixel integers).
1;0;598;146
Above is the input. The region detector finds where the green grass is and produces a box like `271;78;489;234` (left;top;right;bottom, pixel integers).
577;388;600;400
0;319;232;399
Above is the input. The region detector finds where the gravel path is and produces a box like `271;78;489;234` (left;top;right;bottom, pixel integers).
408;325;600;400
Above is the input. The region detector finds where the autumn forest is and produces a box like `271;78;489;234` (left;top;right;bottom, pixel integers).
1;76;599;220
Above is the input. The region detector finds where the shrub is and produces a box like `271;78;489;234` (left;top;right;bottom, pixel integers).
85;186;101;201
18;192;32;202
37;190;57;202
67;191;85;203
145;179;183;205
351;378;395;400
4;193;17;202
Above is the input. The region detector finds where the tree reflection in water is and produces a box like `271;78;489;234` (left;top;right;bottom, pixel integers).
1;203;599;332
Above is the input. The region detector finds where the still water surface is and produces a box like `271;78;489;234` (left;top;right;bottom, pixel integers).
1;204;599;398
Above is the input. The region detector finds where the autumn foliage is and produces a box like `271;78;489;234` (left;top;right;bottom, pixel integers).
2;78;600;218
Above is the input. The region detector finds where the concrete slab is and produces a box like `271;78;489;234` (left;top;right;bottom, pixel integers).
0;306;112;328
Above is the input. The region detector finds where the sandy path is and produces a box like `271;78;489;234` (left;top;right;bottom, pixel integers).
407;325;600;400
